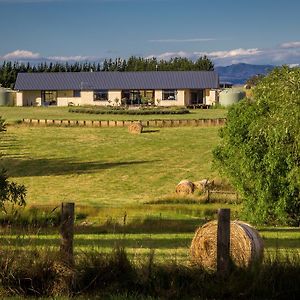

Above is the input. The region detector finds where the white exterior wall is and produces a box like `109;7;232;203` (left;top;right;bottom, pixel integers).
207;90;218;105
18;91;41;106
108;90;122;105
154;90;162;105
79;91;94;105
204;89;210;104
57;90;81;106
16;92;23;106
16;88;216;107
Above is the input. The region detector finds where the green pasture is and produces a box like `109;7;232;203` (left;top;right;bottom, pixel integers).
0;125;221;206
0;227;299;264
0;106;227;123
0;109;298;262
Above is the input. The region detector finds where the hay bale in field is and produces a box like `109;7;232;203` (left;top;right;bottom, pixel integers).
194;179;214;191
128;122;143;134
176;180;195;195
190;220;264;270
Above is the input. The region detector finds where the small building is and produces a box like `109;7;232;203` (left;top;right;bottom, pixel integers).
14;71;219;107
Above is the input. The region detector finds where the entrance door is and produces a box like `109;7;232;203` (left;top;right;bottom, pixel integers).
190;90;204;105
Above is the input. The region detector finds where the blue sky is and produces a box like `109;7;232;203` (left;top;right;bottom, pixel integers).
0;0;300;66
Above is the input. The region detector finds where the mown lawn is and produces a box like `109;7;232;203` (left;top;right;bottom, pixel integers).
0;106;227;123
0;125;221;206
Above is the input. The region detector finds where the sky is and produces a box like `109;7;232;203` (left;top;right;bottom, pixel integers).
0;0;300;66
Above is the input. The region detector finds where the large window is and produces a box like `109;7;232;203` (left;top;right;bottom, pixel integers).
41;91;57;106
121;90;141;105
121;90;154;105
73;90;81;98
162;89;177;100
94;90;108;101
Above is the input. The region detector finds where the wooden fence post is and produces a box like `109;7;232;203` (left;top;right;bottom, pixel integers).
207;189;210;202
217;208;230;275
60;202;75;264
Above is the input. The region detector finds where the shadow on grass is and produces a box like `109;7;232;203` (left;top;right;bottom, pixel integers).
74;218;205;234
2;232;300;251
1;157;158;177
259;228;300;233
0;235;191;249
142;129;160;133
263;238;300;249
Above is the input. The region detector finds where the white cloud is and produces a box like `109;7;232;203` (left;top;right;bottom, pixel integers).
288;63;299;67
147;48;264;64
146;51;189;60
0;49;93;62
47;55;92;61
203;48;262;59
280;41;300;49
149;38;216;43
147;45;300;66
1;42;300;66
2;50;41;60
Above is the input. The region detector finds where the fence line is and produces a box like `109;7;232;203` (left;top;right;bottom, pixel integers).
21;118;226;128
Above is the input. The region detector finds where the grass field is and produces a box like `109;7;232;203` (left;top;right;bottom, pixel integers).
1;125;221;206
0;109;299;276
0;106;227;123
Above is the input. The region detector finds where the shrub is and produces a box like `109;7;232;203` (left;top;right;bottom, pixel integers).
69;107;190;115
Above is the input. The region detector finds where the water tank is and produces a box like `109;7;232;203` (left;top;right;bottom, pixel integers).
219;89;246;107
0;87;11;106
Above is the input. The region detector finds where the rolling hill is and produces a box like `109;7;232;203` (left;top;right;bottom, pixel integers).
216;63;275;85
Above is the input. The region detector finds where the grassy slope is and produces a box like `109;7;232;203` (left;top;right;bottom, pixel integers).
0;106;227;122
1;126;220;206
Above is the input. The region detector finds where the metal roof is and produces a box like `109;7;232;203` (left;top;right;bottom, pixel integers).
14;71;219;91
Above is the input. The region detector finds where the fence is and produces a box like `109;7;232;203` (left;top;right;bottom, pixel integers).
21;118;226;128
0;203;298;266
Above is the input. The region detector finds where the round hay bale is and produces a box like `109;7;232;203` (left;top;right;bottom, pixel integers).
190;220;264;270
176;180;195;195
194;179;214;191
128;122;143;134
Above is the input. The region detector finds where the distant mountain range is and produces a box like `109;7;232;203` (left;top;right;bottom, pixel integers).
215;63;275;85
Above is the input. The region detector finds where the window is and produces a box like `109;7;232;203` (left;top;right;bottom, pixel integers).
162;90;177;100
73;90;81;97
121;90;142;105
41;91;57;105
94;90;108;101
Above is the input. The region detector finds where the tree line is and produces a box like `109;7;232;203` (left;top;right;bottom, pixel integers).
0;56;214;89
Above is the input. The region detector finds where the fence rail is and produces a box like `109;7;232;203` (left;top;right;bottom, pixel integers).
21;118;226;128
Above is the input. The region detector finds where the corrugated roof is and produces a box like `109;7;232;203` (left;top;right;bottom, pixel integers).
14;71;219;91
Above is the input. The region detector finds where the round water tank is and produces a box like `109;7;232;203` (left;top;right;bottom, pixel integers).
0;88;11;106
219;89;246;107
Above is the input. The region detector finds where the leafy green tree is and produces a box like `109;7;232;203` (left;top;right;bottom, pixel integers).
213;66;300;225
0;117;26;212
246;74;265;86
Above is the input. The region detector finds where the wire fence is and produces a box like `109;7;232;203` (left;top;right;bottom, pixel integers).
0;202;299;263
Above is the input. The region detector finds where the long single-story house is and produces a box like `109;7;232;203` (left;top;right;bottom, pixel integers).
14;71;219;107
